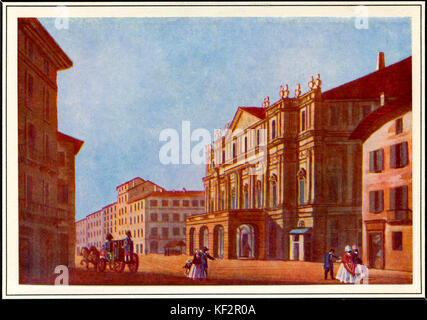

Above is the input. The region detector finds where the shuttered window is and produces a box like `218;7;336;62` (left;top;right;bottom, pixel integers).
369;149;384;172
369;190;384;213
390;142;409;168
390;185;408;210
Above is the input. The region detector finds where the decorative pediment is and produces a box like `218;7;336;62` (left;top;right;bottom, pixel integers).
227;107;265;136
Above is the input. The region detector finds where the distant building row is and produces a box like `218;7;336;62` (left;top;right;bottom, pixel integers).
76;177;204;255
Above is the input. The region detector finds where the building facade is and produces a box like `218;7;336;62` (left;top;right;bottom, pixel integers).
350;58;412;271
76;177;204;256
18;18;84;282
187;53;410;263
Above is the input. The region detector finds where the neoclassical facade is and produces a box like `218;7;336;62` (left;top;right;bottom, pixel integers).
187;53;410;262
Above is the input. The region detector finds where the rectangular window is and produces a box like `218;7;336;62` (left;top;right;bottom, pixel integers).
161;200;168;207
162;227;169;239
390;142;409;168
369;190;384;213
392;232;403;250
395;118;403;135
200;200;205;207
150;213;157;222
389;185;408;210
183;200;190;207
173;200;180;207
191;200;199;207
369;149;384;173
173;213;180;222
162;214;169;222
150;200;158;207
173;227;180;236
222;150;226;164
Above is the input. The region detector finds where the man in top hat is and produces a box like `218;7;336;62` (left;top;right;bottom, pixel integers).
200;247;215;280
124;230;134;263
324;248;340;280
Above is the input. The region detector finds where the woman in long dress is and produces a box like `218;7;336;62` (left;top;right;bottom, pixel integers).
188;250;204;280
336;245;356;284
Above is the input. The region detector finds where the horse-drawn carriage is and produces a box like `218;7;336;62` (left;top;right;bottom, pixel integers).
80;239;139;273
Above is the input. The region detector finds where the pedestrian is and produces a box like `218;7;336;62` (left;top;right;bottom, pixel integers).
201;247;215;280
324;248;339;280
352;245;369;284
336;245;356;284
352;245;363;265
188;249;203;280
124;230;134;263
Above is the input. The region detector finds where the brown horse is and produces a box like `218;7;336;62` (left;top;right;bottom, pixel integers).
80;246;100;271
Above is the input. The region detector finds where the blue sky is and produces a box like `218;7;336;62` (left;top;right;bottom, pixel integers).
38;17;411;221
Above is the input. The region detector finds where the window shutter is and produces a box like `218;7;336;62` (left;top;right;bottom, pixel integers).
378;149;384;171
400;142;409;167
401;185;408;209
390;144;397;168
369;151;375;172
389;187;396;210
378;190;384;212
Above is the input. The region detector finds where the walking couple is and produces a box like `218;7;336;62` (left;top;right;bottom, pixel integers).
188;247;215;281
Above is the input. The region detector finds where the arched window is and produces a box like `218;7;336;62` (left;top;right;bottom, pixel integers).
271;175;278;209
236;224;255;259
213;225;224;259
244;184;249;209
199;226;209;250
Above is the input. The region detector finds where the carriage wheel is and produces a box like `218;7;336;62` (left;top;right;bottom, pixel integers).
128;254;139;273
113;260;125;273
97;259;107;272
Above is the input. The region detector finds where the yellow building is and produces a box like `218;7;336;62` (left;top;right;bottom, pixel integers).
76;177;204;255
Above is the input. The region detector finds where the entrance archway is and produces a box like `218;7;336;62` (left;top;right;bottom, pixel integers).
236;224;255;259
213;225;224;258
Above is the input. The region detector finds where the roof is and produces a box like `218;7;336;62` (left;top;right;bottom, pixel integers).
322;56;412;100
116;177;145;190
57;131;84;155
349;97;412;141
18;18;73;70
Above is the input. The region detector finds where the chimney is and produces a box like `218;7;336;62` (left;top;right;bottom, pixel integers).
377;52;385;70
